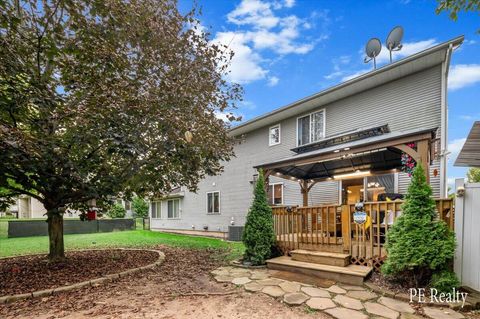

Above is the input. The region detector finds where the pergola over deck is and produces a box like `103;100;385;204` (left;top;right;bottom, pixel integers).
255;126;437;205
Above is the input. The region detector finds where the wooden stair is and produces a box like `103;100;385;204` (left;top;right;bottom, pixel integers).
266;250;372;286
290;249;350;267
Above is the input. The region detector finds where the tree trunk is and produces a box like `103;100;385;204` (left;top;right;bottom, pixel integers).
47;209;65;262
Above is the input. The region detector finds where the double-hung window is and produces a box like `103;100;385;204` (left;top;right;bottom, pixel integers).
297;110;325;146
268;183;283;205
207;191;220;214
151;201;161;219
167;199;180;219
269;124;281;146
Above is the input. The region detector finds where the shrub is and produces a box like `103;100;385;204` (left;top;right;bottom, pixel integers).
430;270;460;294
107;203;126;219
132;196;149;218
382;165;456;287
242;169;275;265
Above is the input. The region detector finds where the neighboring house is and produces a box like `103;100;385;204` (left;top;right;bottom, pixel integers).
2;195;47;219
2;195;80;219
149;36;463;237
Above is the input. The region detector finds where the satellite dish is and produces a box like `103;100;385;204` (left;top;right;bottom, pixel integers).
364;38;382;69
386;26;404;62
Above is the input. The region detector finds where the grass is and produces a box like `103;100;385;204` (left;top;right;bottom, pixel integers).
0;230;245;261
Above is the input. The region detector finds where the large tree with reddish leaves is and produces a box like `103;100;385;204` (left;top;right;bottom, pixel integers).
0;0;241;261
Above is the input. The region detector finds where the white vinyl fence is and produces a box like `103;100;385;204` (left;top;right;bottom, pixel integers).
455;179;480;292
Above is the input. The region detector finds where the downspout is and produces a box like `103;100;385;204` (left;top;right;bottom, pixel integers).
440;43;454;198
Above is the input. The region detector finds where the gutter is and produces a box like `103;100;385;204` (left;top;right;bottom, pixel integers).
440;41;461;197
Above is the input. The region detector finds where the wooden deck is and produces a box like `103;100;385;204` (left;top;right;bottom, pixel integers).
272;199;454;268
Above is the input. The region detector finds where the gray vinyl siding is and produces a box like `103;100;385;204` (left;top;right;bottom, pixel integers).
150;65;443;232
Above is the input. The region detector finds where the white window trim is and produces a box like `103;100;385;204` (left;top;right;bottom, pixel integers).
206;191;221;215
151;201;162;219
269;124;281;146
269;182;284;205
296;108;326;147
167;198;181;220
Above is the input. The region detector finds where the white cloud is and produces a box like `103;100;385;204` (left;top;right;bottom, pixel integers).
227;0;279;29
213;32;268;84
448;64;480;90
283;0;295;8
213;0;326;85
448;138;467;163
267;76;279;86
459;115;475;121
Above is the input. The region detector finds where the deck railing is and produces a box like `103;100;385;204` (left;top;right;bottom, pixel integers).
271;199;454;267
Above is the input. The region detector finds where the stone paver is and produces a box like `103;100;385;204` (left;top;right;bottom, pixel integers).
340;285;366;291
325;307;368;319
244;282;263;292
327;285;347;294
256;278;283;286
364;302;400;319
262;286;285;298
214;275;234;283
378;296;415;314
212;265;454;319
346;290;377;301
306;297;336;310
283;292;309;305
333;295;364;310
301;286;331;298
231;277;251;285
423;307;465;319
250;271;270;280
211;269;230;276
279;281;301;293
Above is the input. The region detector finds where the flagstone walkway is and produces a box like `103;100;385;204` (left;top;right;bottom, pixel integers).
212;266;465;319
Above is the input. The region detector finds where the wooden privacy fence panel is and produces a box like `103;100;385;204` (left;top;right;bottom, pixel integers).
272;198;454;268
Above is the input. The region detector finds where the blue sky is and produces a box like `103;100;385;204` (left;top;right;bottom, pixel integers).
181;0;480;189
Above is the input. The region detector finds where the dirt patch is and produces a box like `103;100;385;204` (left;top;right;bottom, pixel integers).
0;249;159;296
0;246;330;319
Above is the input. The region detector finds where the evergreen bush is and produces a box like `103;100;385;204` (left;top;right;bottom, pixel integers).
382;165;456;287
242;170;276;265
132;196;149;218
430;269;460;294
107;203;126;219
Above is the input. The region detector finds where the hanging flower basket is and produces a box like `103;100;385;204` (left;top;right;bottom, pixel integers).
401;142;416;177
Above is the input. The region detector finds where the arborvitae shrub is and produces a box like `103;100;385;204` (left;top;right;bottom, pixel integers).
382;165;456;287
242;170;276;265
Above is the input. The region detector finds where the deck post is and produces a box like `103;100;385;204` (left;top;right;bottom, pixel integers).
300;180;308;206
417;139;430;183
341;205;351;254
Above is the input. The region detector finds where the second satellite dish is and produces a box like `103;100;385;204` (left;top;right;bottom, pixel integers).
364;38;382;70
386;26;404;62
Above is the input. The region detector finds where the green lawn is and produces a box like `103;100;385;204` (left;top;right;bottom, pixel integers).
0;230;244;260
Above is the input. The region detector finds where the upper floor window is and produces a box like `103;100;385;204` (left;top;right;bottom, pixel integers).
268;183;283;205
297;110;325;146
269;124;281;146
207;191;220;214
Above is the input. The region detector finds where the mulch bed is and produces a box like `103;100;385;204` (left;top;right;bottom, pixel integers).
369;271;408;295
0;246;227;319
0;249;159;296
